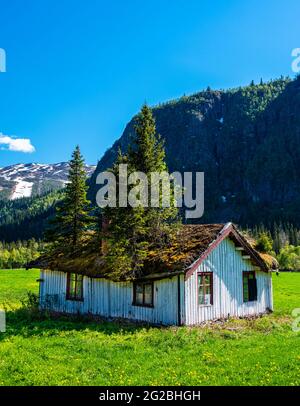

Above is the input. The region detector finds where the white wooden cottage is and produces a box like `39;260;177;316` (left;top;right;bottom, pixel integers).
36;223;276;325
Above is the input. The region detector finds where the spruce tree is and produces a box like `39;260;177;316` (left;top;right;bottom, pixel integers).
129;104;166;174
46;146;92;251
130;104;179;245
102;150;149;279
102;104;180;280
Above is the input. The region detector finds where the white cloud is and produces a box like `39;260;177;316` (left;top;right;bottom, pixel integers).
0;133;35;153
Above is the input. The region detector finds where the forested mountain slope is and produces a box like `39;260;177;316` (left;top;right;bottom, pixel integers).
2;76;300;243
0;190;62;242
89;77;300;227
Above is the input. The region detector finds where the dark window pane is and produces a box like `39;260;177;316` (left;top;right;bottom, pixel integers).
69;282;74;296
70;274;76;297
243;272;257;302
67;273;83;300
135;284;143;304
134;283;153;306
144;284;153;305
248;278;257;301
204;275;210;284
76;276;83;298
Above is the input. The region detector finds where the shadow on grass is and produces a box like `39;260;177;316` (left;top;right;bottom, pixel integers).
0;306;158;341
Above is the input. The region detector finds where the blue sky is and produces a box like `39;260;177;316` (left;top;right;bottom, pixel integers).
0;0;299;166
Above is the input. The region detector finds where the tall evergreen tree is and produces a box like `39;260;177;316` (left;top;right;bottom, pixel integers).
102;104;180;280
129;104;179;241
46;146;93;251
101;150;148;279
129;104;166;174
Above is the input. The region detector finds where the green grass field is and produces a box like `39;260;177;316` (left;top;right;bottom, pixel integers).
0;269;40;306
0;269;299;386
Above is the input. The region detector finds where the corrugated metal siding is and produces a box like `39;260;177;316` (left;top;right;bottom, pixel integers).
39;238;273;326
39;270;183;325
184;237;273;325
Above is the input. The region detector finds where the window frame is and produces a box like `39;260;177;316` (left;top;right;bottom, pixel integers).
66;272;84;302
197;272;213;306
243;271;257;303
132;281;154;308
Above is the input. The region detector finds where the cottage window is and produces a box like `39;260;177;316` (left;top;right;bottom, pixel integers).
198;273;213;305
66;273;83;301
243;271;257;302
133;282;154;307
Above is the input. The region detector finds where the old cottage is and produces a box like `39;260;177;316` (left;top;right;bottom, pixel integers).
34;223;277;325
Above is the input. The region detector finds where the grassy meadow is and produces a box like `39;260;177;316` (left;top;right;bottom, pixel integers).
0;269;299;386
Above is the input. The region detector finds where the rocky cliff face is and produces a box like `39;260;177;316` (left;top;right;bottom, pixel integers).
89;77;300;226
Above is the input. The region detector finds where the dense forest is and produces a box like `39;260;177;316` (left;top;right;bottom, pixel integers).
248;224;300;271
0;239;42;269
0;190;63;242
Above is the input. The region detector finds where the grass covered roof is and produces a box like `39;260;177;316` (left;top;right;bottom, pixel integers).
31;223;278;281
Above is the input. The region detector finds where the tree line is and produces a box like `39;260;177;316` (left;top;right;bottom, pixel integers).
0;239;43;269
248;228;300;271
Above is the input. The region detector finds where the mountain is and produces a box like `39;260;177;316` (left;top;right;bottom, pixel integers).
2;76;300;243
89;76;300;227
0;162;96;200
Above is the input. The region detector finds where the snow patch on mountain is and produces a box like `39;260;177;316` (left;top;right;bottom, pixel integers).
0;162;96;200
11;179;34;200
